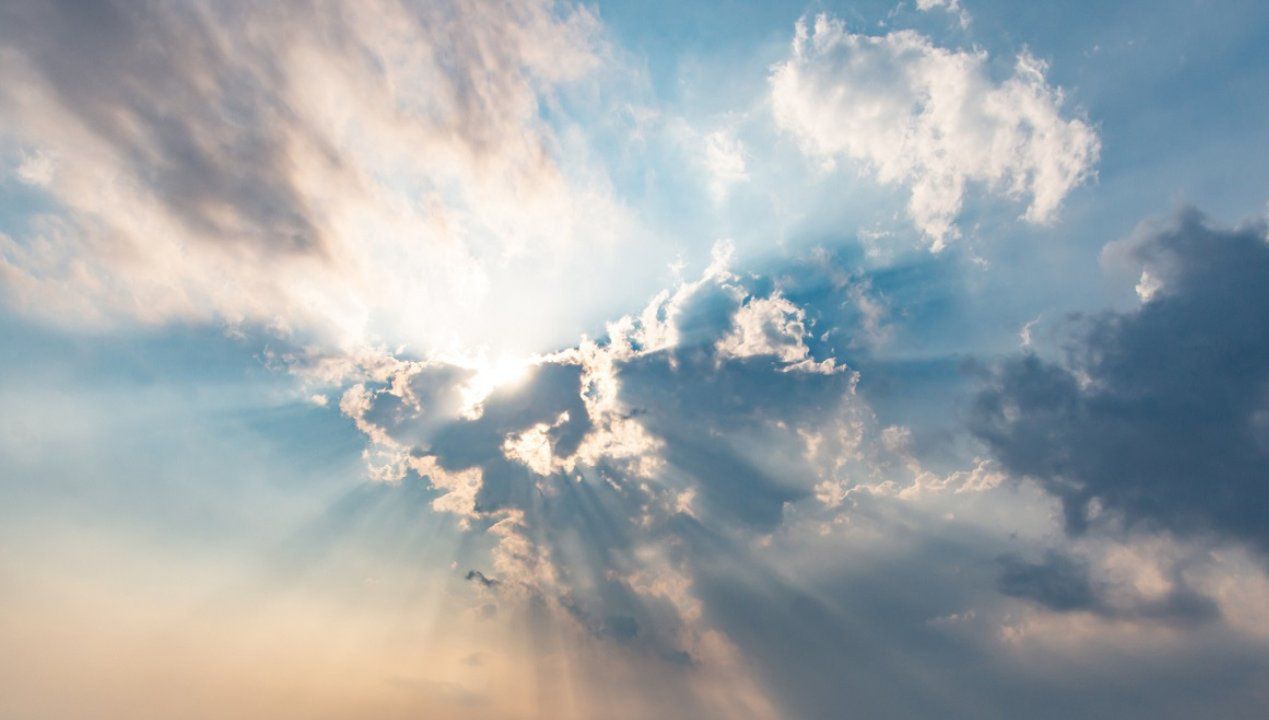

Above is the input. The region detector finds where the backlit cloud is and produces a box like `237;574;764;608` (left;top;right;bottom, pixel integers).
2;2;1268;718
0;0;631;355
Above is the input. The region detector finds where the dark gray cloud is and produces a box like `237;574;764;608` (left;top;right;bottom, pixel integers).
972;210;1269;554
619;351;852;528
997;550;1220;626
316;232;1269;717
997;551;1099;612
465;569;499;587
688;521;1255;720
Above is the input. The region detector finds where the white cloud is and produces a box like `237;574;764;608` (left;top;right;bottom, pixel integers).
408;455;483;521
1135;270;1163;302
716;294;808;362
1019;316;1040;348
916;0;971;29
14;151;54;186
771;15;1099;249
502;419;560;477
715;292;841;373
0;0;634;357
846;279;893;349
703;129;749;200
605;239;737;360
339;383;393;448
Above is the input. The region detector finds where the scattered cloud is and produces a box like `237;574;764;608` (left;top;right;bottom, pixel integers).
915;0;971;29
771;14;1099;249
2;2;1267;717
0;0;632;355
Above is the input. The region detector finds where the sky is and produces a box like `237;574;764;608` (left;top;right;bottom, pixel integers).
1;1;1268;718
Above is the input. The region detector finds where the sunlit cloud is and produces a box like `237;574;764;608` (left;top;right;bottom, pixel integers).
771;14;1100;249
0;0;641;356
2;1;1268;718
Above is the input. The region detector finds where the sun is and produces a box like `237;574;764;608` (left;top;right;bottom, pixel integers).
457;355;534;419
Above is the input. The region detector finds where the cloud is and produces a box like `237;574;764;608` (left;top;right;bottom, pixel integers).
0;0;632;355
997;551;1099;612
702;129;749;201
997;547;1222;627
300;256;873;670
972;210;1269;554
9;213;1269;718
4;3;1269;717
915;0;971;29
714;292;841;373
465;569;500;588
770;14;1099;249
410;454;484;519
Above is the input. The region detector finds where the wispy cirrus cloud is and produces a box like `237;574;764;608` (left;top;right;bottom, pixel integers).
0;0;635;356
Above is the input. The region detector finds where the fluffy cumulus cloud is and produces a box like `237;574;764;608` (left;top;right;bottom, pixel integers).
313;247;861;549
0;0;631;355
280;237;1269;717
974;210;1269;553
3;2;1269;719
714;292;841;373
295;252;919;658
771;14;1100;248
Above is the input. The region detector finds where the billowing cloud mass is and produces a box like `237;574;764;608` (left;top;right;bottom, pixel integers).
771;15;1099;248
283;234;1267;717
973;211;1269;553
3;2;1269;719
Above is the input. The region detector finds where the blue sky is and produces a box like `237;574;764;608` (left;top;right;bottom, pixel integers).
1;1;1268;718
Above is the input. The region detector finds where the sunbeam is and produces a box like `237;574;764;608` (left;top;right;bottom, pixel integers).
2;1;1269;718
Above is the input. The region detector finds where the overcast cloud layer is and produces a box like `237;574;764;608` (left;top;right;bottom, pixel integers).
2;2;1268;719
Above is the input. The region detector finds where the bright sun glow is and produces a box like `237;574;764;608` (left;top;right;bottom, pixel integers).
457;356;535;419
2;1;1268;718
